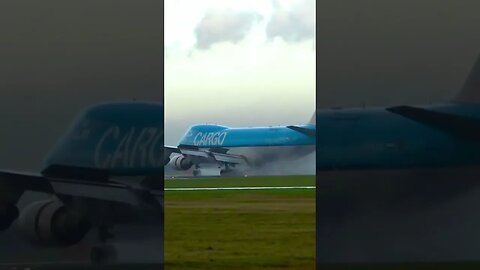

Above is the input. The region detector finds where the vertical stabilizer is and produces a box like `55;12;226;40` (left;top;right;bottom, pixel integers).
455;53;480;104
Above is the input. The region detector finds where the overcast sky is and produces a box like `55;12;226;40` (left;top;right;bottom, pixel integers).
0;1;162;171
164;0;316;145
317;0;480;109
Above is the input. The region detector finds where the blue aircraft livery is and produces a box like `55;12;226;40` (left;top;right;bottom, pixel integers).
315;53;480;172
179;124;315;148
44;101;164;176
315;53;480;264
0;101;164;260
165;113;316;176
316;104;480;170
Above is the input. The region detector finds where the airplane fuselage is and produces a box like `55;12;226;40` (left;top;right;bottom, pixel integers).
179;124;315;148
176;124;316;168
317;103;480;171
44;102;165;176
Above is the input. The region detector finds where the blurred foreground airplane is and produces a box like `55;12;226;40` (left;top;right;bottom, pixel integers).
315;53;480;262
0;102;163;263
316;53;480;173
165;114;316;176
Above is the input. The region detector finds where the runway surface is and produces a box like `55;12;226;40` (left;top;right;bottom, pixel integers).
1;175;312;268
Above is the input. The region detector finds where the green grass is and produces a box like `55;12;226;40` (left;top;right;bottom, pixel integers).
164;175;315;270
165;175;315;188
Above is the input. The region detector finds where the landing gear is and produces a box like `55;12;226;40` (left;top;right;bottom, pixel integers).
90;225;117;264
220;164;230;176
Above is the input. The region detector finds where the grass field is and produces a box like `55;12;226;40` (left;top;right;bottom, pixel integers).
164;175;315;270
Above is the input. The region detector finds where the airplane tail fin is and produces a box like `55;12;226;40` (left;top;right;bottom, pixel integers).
42;101;164;178
454;53;480;104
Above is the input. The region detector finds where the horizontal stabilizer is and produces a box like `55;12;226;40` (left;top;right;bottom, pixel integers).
387;106;480;140
287;125;316;138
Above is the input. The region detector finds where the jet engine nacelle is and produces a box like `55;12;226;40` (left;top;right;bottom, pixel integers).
0;203;19;231
164;157;171;166
172;155;193;170
17;199;91;246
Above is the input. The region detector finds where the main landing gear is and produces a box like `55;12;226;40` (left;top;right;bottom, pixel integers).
90;225;117;264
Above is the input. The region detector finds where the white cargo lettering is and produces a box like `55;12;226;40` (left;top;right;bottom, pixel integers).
94;126;162;169
110;128;135;168
94;126;120;168
192;131;227;146
193;133;202;145
134;128;157;168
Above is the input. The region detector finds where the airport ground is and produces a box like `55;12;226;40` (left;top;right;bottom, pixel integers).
164;175;316;270
0;175;313;269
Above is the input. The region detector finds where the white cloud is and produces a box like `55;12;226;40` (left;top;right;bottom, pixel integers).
266;0;315;42
194;10;262;50
165;0;274;50
164;0;315;144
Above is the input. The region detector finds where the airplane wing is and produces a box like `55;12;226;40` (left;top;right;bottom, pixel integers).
0;167;162;208
165;145;181;154
386;105;480;140
287;125;316;138
0;170;52;203
176;146;248;165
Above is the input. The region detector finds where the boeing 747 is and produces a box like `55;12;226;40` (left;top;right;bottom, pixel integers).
0;102;164;263
316;53;480;262
165;114;316;176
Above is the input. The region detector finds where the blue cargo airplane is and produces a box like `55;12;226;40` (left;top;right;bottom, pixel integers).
316;53;480;173
164;114;316;176
315;54;480;263
0;102;164;263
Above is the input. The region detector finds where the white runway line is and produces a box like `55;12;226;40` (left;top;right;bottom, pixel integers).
0;261;84;268
165;186;316;191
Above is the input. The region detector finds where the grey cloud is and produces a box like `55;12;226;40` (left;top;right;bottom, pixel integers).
266;0;314;42
195;10;262;50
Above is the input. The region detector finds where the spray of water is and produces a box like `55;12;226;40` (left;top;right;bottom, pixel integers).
248;151;315;176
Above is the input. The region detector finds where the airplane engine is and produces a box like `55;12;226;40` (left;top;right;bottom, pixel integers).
0;203;19;231
164;157;171;166
164;150;171;166
172;155;193;170
17;199;91;246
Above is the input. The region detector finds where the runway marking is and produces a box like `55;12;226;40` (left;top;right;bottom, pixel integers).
165;186;315;191
0;261;85;268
